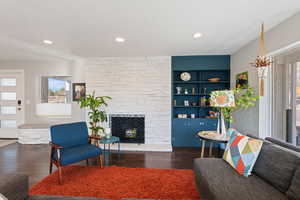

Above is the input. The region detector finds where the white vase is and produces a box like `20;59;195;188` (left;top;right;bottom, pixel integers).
105;128;112;139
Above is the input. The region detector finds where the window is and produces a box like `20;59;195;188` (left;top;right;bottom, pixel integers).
41;76;71;103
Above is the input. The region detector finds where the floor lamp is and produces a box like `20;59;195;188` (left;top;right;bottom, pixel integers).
210;90;235;137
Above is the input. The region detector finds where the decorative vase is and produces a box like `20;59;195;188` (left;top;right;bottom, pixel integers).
176;87;182;95
105;128;112;139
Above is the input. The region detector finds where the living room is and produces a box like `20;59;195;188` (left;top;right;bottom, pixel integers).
0;1;300;200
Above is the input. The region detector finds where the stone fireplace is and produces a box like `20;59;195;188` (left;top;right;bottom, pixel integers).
110;114;145;144
85;57;172;151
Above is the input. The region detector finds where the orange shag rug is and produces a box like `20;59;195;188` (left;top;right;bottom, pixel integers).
30;166;200;200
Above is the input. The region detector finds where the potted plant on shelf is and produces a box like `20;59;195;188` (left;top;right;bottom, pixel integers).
78;91;111;137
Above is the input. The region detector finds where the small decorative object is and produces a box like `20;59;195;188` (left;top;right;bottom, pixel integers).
208;78;221;82
200;97;206;107
178;114;183;118
182;114;188;118
201;88;207;94
207;111;217;119
191;102;197;106
73;83;86;101
180;72;191;81
173;100;177;106
105;128;112;139
184;100;189;107
236;72;249;89
176;87;182;95
192;88;196;95
191;114;196;119
210;90;235;136
78;91;111;136
184;88;189;94
250;23;273;96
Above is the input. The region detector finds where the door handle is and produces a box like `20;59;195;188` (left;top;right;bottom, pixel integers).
17;100;22;111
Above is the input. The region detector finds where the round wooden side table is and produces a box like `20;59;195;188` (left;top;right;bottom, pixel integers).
197;131;229;158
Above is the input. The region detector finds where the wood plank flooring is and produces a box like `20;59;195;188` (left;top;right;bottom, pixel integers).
0;143;220;186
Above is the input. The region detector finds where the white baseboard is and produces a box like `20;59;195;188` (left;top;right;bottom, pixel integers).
98;143;173;152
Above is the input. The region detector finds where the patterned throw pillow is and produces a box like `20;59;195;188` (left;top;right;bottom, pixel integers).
226;128;237;137
223;132;263;177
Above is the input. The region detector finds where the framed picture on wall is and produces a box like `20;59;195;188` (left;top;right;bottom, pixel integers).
236;71;249;89
72;83;86;101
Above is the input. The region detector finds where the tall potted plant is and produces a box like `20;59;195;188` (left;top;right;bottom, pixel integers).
78;92;111;137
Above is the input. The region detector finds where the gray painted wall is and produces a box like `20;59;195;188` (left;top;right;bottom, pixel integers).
0;60;86;124
231;11;300;136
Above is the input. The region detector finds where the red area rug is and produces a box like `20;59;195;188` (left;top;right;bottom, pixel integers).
30;166;200;200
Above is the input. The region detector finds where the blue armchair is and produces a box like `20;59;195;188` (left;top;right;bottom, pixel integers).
49;122;103;184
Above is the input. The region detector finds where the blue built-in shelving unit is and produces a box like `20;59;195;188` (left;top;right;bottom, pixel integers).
172;55;230;147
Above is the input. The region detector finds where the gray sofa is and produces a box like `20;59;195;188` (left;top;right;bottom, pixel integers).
194;137;300;200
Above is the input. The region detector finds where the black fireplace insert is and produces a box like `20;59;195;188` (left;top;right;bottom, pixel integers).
110;115;145;144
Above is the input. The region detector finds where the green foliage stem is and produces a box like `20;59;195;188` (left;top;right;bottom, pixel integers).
78;91;111;136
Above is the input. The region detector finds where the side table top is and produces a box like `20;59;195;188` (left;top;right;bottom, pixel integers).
198;131;229;143
100;136;120;144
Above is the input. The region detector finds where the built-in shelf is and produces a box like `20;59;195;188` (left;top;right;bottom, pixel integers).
173;106;211;108
174;94;210;96
171;55;230;147
173;81;229;84
174;117;217;119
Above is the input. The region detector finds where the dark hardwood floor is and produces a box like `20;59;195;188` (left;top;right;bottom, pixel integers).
0;143;220;186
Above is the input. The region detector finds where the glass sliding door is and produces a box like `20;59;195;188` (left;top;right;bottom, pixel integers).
292;62;300;146
284;61;300;146
272;52;300;146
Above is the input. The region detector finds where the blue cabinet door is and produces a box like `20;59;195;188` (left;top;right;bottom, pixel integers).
172;119;189;147
172;118;218;147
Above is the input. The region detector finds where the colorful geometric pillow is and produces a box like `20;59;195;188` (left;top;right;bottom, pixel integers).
223;132;263;177
226;128;238;137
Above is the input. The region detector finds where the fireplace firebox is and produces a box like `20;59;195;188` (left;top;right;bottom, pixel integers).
110;114;145;144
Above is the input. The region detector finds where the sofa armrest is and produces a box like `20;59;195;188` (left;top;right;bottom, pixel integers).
0;173;28;200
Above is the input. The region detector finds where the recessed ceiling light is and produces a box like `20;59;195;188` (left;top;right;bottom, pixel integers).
43;40;53;45
193;33;203;39
115;37;125;43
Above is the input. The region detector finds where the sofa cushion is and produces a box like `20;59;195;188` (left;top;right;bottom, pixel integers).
253;142;300;193
53;144;102;166
193;158;287;200
286;166;300;200
223;133;263;177
265;137;300;153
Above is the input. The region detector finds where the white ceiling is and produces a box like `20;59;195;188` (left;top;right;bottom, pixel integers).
0;0;300;60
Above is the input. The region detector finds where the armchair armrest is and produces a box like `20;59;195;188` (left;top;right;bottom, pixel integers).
49;142;64;149
89;136;102;140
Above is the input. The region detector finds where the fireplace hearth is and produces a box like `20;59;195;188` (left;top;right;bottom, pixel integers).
110;114;145;144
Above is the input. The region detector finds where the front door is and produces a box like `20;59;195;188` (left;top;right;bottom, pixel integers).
0;70;24;138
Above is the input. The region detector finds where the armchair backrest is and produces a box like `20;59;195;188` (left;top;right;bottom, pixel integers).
50;122;89;148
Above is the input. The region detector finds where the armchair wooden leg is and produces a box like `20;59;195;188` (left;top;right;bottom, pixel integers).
86;159;89;166
49;161;53;174
99;155;103;168
58;166;63;184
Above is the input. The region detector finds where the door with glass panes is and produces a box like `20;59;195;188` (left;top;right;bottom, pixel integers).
0;70;24;138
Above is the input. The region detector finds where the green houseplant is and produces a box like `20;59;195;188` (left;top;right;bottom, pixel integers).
78;92;111;136
220;87;259;123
